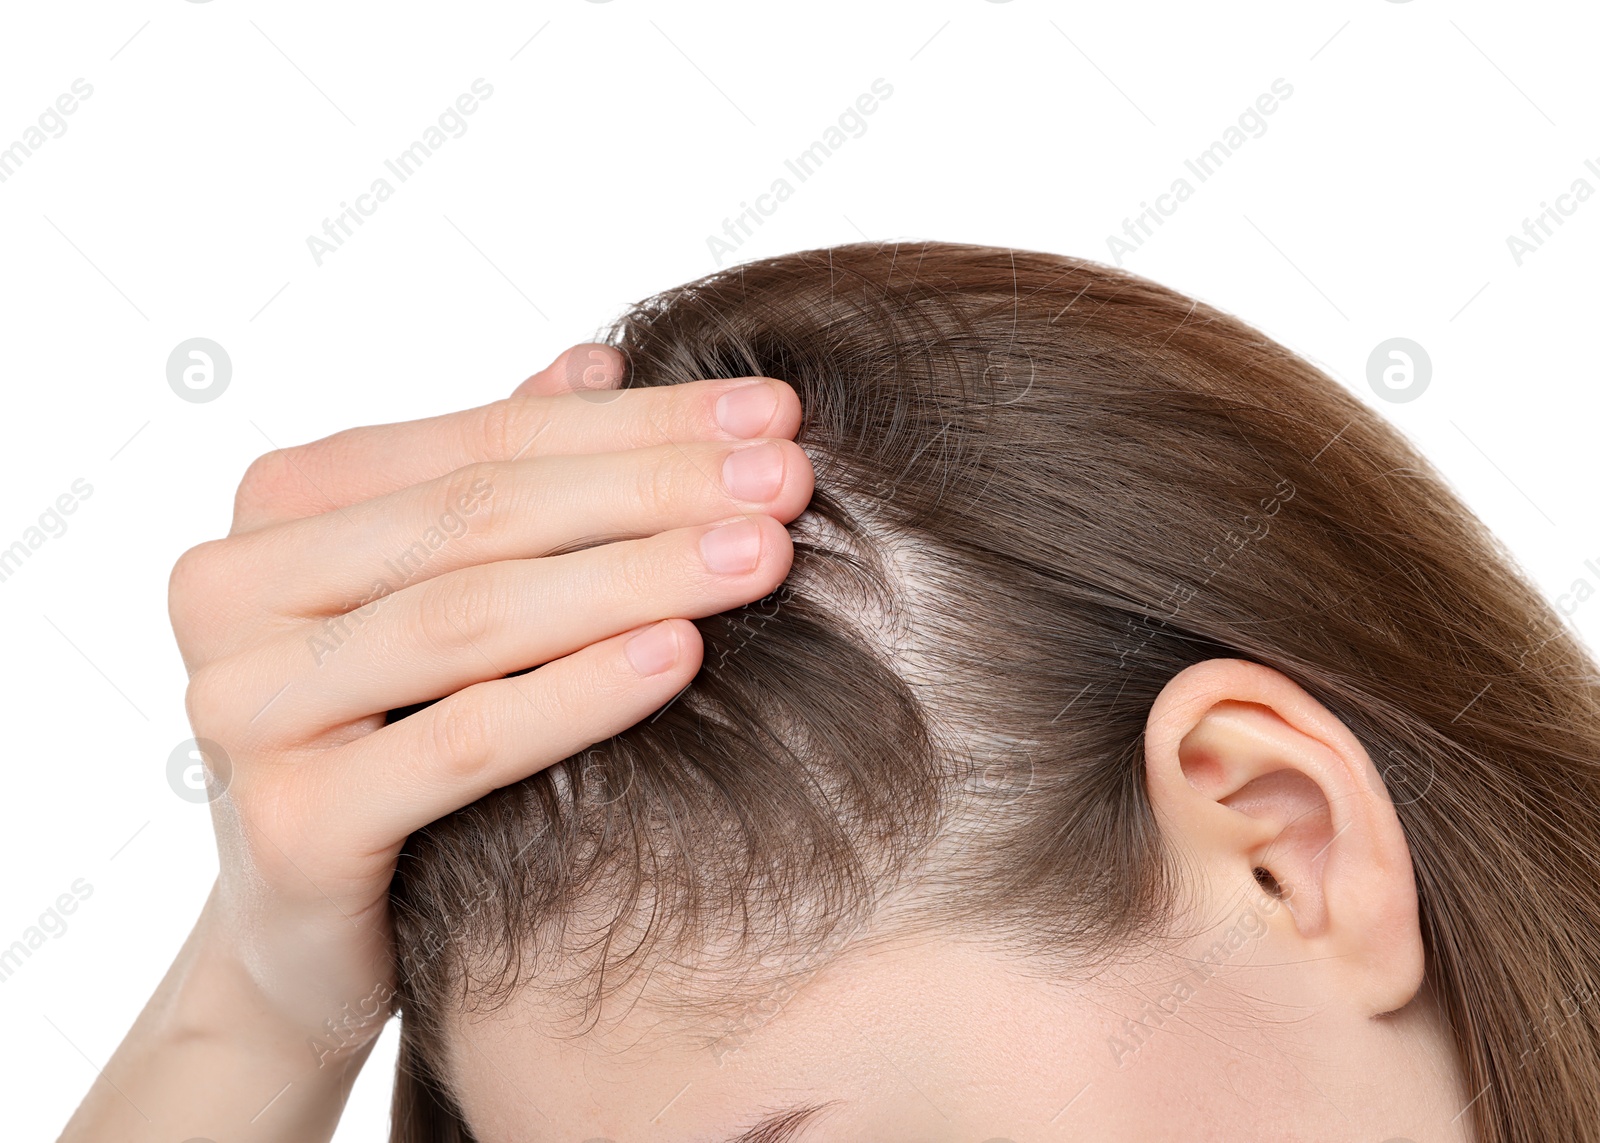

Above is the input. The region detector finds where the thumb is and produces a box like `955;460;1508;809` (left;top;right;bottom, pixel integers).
513;342;625;398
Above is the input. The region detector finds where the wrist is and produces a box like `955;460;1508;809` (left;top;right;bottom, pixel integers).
170;902;392;1076
59;897;382;1143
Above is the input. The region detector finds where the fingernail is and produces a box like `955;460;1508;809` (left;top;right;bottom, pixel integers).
699;517;763;575
625;620;680;676
721;442;785;503
714;381;779;438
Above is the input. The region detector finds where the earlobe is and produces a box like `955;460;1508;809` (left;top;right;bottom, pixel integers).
1144;659;1426;1017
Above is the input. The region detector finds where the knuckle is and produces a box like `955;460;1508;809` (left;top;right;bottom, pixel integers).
440;460;509;542
425;695;496;784
168;539;227;621
636;447;690;521
168;537;246;637
228;777;314;880
235;448;303;513
183;659;242;735
612;538;671;607
477;398;544;461
534;671;588;730
414;567;501;657
477;399;518;458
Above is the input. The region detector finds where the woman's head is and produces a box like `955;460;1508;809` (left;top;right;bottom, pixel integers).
390;241;1600;1141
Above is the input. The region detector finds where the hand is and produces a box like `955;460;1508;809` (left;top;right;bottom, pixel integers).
64;344;813;1142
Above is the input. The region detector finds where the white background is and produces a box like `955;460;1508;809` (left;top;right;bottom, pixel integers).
2;1;1596;1139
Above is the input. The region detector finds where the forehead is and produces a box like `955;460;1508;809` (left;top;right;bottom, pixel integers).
442;934;1103;1142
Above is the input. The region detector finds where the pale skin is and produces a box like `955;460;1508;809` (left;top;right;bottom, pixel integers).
64;348;1474;1141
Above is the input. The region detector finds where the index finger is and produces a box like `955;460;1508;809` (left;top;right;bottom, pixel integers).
229;372;800;535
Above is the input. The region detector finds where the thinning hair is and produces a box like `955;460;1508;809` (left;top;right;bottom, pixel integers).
389;241;1600;1143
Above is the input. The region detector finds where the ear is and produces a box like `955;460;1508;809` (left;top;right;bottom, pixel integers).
1143;658;1424;1017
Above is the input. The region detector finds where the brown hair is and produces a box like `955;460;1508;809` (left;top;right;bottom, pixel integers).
388;241;1600;1142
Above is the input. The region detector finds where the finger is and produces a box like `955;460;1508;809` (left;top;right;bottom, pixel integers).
512;342;625;398
320;618;705;846
229;377;801;534
237;438;813;616
251;514;792;735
